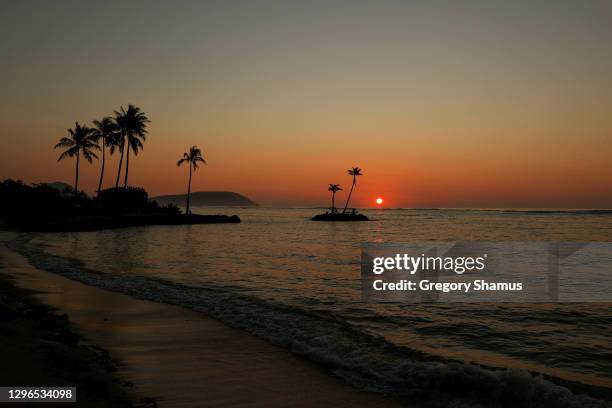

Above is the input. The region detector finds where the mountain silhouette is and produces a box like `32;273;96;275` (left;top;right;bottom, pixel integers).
153;191;257;207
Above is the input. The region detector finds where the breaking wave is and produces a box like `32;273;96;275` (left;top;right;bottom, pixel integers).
8;234;610;408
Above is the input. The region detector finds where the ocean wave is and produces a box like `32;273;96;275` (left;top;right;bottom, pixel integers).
8;234;611;408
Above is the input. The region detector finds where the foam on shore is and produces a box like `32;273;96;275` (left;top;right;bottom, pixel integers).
8;234;610;408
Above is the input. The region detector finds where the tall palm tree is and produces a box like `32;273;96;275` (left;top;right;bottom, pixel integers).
54;122;99;196
328;184;342;212
92;117;118;194
342;167;363;214
114;105;149;188
177;146;206;215
113;130;125;189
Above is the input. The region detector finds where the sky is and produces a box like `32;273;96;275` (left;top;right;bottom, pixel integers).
1;0;611;207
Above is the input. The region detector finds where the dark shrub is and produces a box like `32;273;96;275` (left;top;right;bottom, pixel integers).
96;187;181;215
0;179;76;218
0;180;181;221
96;187;150;214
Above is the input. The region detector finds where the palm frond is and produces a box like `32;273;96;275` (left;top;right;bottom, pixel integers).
92;116;119;143
82;149;98;163
109;140;123;154
348;167;363;176
57;147;77;161
54;137;75;149
81;139;100;149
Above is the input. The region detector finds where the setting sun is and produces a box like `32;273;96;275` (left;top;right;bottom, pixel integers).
376;197;383;205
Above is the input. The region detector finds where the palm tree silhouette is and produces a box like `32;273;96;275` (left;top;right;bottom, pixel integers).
113;126;125;189
342;167;363;214
328;184;342;213
177;146;206;215
54;122;99;196
92;117;119;194
114;105;149;188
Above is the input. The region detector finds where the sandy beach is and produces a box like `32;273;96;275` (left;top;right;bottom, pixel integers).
0;253;140;407
0;246;405;408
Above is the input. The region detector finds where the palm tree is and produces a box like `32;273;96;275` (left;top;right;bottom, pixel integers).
54;122;99;196
177;146;206;215
92;117;118;194
328;184;342;213
113;129;125;189
342;167;363;214
114;105;149;188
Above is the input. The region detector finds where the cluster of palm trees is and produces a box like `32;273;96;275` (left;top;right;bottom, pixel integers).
54;105;150;196
328;167;363;213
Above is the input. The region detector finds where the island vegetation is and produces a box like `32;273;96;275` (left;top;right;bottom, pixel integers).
328;184;342;212
177;145;206;215
312;167;370;221
0;105;240;231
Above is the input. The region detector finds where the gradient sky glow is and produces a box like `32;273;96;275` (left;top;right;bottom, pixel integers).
1;0;611;207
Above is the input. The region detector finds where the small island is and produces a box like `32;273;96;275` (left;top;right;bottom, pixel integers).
312;210;369;222
312;167;370;221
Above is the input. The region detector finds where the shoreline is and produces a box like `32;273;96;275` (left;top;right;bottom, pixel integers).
0;213;240;232
0;254;153;407
0;244;404;408
3;231;611;407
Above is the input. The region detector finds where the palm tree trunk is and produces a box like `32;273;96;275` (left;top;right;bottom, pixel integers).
186;164;192;215
74;150;80;197
115;140;125;188
97;136;105;195
123;144;130;188
342;177;356;214
331;191;335;212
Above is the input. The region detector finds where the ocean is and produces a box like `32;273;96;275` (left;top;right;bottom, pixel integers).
9;208;612;407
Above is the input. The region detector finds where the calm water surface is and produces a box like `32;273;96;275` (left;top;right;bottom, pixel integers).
30;208;612;389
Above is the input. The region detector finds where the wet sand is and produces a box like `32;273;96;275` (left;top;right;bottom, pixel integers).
0;264;140;407
0;247;405;408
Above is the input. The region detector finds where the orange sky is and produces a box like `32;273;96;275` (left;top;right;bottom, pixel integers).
1;1;611;208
